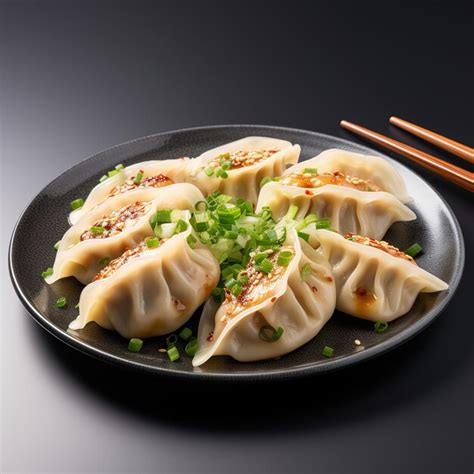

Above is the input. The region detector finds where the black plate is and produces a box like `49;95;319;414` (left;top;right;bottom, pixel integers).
9;125;465;381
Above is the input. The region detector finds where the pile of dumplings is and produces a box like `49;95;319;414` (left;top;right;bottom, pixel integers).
46;137;448;366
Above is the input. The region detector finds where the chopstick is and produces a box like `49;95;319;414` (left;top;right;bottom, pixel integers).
340;120;474;192
389;116;474;164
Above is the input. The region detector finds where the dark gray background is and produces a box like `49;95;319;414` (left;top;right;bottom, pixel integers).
1;1;472;473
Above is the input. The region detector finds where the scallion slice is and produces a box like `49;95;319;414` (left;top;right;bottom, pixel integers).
405;243;422;258
176;219;188;233
277;250;293;266
303;167;318;175
153;209;172;224
301;263;312;281
99;174;108;183
259;325;284;342
128;338;143;352
99;256;111;266
167;346;180;361
374;321;389;333
56;296;67;308
256;257;273;273
166;334;178;348
70;198;84;211
108;169;119;178
298;231;309;242
186;234;197;248
90;226;105;234
221;160;232;170
179;327;193;341
115;163;124;171
211;287;225;303
322;345;334;357
260;176;273;187
185;339;199;357
134;170;144;185
316;218;331;230
146;236;160;249
54;240;61;251
41;267;53;279
204;167;214;177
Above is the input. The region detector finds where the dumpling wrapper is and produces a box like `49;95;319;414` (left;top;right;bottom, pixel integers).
284;149;411;203
308;229;448;322
256;181;415;240
69;158;193;225
69;227;219;338
192;229;336;366
48;184;204;284
187;136;300;203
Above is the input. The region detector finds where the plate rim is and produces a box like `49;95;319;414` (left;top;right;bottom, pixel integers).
8;124;466;381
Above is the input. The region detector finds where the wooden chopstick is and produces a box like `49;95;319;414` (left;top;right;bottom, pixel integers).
340;120;474;192
389;116;474;164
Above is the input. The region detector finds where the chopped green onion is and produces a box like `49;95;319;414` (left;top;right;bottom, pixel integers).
284;204;299;220
99;174;108;183
90;226;105;234
134;170;144;185
215;168;229;179
146;236;160;248
316;218;331;230
296;214;318;231
298;231;309;242
219;152;230;160
41;267;53;279
221;160;232;170
374;321;389;333
193;212;210;231
256;257;273;273
99;256;111;266
54;240;61;251
185;339;199;357
301;263;312;281
108;169;119;178
115;163;124;171
303;167;318;175
322;345;334;357
179;327;193;341
204;167;215;177
56;296;67;308
187;234;197;248
277;250;293;266
74;303;80;309
229;282;243;297
176;219;188;233
211;287;225;303
260;176;273;187
195;200;208;211
405;243;422;258
153;209;172;224
128;338;143;352
70;198;84;210
166;334;178;348
259;325;284;342
167;346;180;361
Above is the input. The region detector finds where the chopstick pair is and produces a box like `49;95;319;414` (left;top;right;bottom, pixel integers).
340;117;474;192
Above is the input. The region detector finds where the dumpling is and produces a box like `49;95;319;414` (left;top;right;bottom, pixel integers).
284;148;411;203
192;229;336;366
69;226;220;338
48;184;204;284
256;181;415;240
69;158;193;224
308;229;448;322
187;136;300;203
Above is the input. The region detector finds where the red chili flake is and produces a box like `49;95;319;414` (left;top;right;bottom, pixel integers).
207;331;214;342
305;190;313;196
325;276;333;282
311;286;318;293
271;297;277;303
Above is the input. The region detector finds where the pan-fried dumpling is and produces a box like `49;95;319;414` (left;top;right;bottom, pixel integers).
187;137;300;203
256;181;415;240
69;158;193;224
69;226;220;338
48;184;204;284
308;229;448;322
284;149;411;203
192;229;336;366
